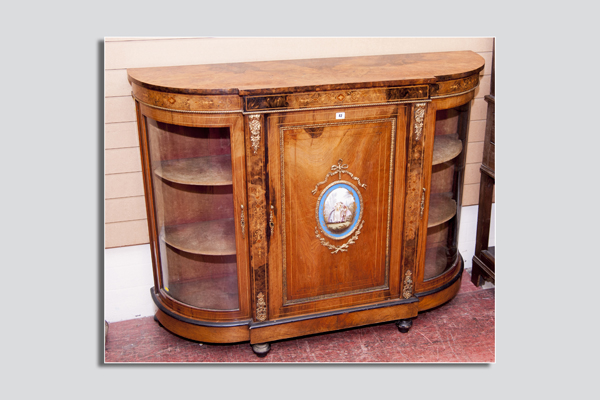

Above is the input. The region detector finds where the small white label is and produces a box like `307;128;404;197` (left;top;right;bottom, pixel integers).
336;112;345;119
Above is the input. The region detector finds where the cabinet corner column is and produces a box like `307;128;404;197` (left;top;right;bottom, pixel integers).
401;102;430;297
245;113;269;322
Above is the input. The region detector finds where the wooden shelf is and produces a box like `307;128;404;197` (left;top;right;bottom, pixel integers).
155;154;233;186
166;274;239;311
432;136;462;165
161;218;237;256
427;194;457;228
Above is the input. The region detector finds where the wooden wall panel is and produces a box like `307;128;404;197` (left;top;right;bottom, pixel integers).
105;37;494;70
474;75;491;99
466;142;485;165
105;148;142;174
105;172;144;199
105;220;150;248
104;37;494;248
464;163;482;185
468;120;486;143
470;98;488;121
105;197;147;223
480;52;493;76
105;69;131;97
463;184;495;206
463;184;481;206
105;122;139;149
105;96;136;123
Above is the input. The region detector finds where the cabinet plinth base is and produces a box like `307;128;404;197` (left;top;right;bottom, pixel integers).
150;261;463;350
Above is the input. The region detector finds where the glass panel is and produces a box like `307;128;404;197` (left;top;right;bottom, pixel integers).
145;118;239;310
424;105;468;280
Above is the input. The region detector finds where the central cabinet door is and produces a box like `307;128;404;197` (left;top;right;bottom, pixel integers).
267;106;408;318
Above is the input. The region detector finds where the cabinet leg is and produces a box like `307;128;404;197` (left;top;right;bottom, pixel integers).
396;319;413;333
251;343;271;358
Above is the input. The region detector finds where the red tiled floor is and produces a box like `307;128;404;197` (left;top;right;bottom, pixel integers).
105;271;495;363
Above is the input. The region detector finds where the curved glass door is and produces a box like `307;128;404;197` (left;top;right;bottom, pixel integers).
145;118;239;310
424;104;469;280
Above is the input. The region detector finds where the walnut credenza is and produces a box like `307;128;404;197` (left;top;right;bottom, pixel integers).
128;51;485;357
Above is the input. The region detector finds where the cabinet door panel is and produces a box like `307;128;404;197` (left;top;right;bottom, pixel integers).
267;107;406;317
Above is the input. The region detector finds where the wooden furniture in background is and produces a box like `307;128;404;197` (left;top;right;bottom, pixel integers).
471;41;495;287
128;51;485;356
471;94;495;286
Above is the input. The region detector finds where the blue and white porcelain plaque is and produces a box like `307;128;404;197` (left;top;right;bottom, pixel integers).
317;181;363;240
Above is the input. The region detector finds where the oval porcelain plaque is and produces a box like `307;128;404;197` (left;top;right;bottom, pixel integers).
316;181;363;240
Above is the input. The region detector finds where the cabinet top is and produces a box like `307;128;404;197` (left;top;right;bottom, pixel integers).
127;51;485;96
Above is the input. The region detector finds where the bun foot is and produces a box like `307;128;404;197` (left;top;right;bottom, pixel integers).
251;343;271;357
396;319;413;333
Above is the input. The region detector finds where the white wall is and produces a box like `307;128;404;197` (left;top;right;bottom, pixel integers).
459;204;496;272
105;244;156;322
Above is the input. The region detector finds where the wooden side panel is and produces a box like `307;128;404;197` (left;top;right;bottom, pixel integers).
399;102;431;299
417;275;462;312
155;310;249;343
245;114;269;322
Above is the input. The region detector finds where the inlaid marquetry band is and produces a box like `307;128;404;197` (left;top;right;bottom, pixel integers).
132;74;478;114
131;84;242;112
134;93;431;115
430;74;480;99
133;94;243;114
133;94;441;116
430;86;479;100
246;85;429;111
241;99;432;114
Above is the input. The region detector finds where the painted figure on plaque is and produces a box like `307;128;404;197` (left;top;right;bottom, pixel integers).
323;188;356;233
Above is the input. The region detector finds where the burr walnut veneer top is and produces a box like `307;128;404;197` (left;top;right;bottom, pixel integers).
128;51;485;95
